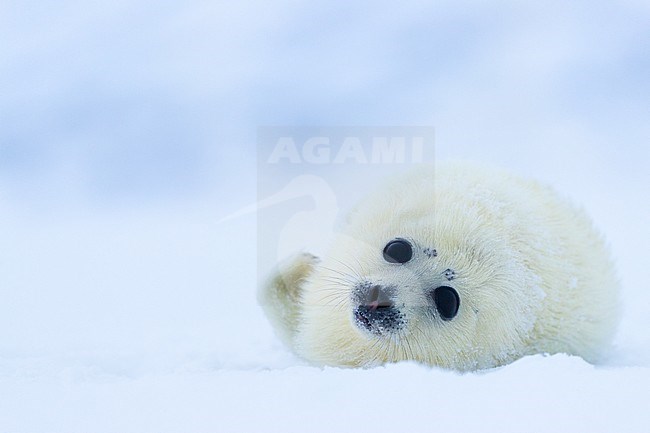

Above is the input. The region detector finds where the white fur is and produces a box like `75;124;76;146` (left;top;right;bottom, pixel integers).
260;161;620;371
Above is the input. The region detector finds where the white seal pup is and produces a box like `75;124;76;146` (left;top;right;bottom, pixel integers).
260;161;619;371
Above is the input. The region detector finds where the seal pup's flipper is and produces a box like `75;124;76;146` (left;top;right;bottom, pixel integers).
259;252;319;350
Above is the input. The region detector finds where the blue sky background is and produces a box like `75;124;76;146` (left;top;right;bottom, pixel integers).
2;0;648;211
1;0;649;366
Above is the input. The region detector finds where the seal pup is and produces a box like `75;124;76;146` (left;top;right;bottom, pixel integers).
260;162;619;371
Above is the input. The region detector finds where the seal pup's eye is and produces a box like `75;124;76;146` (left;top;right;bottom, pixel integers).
433;286;460;320
383;239;413;264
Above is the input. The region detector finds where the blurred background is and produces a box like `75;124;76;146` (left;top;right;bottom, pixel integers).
1;0;648;375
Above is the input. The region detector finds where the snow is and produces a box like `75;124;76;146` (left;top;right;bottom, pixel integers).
1;1;649;432
2;356;649;433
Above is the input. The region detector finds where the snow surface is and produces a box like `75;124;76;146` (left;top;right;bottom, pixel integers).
1;1;649;432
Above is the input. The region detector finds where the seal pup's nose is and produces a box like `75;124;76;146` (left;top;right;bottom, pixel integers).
353;284;405;335
364;285;394;310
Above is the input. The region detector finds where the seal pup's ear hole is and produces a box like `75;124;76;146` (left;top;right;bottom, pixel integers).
383;239;413;263
432;286;460;320
259;252;319;350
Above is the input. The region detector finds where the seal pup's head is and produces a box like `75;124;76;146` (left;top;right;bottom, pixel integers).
292;164;544;371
